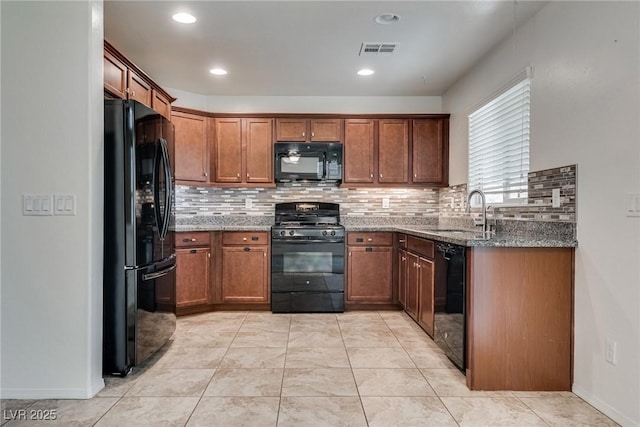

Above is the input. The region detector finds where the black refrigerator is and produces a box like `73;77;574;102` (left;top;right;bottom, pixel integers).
103;100;176;376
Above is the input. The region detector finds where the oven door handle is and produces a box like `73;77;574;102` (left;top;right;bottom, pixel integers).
272;239;344;244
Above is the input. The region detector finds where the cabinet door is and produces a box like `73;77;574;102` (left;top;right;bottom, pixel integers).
215;118;243;182
397;249;408;308
405;253;419;320
244;118;273;183
412;119;447;184
347;246;393;303
417;257;435;337
344;119;375;183
276;118;307;141
222;246;269;302
151;89;171;120
172;111;209;182
310;119;343;141
378;119;409;183
176;247;211;307
127;69;152;107
104;50;127;99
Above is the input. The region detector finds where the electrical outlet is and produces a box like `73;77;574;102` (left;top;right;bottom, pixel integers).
552;188;561;208
605;339;617;365
382;198;390;209
245;198;253;209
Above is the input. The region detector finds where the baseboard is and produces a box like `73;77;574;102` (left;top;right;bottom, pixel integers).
0;387;99;399
572;384;639;427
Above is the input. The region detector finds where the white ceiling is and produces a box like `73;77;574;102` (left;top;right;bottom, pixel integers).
104;1;547;97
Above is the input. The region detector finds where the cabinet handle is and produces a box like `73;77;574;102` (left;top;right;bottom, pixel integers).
131;90;136;97
399;239;406;243
204;172;208;177
243;237;248;241
247;173;250;178
367;238;372;242
190;249;197;254
302;132;306;137
370;174;373;178
414;173;417;178
380;174;383;178
243;247;250;252
208;253;211;258
401;256;406;261
237;173;240;178
311;132;315;137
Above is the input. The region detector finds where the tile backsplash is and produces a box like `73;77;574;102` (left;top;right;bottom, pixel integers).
176;183;439;219
176;164;577;231
439;164;577;223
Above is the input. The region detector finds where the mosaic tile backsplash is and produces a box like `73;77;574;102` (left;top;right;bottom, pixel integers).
175;183;440;220
176;164;577;235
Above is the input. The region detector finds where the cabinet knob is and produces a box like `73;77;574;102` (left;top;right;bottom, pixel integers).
401;256;406;261
367;238;372;242
380;174;383;178
237;173;240;178
302;132;306;137
243;237;248;241
370;174;373;178
191;238;196;242
247;173;250;178
311;132;315;137
243;247;250;252
204;172;208;177
399;239;406;243
131;91;136;97
414;173;417;178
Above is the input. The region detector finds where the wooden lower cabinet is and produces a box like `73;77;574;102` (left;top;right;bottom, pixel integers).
397;249;408;308
416;257;435;337
220;232;270;304
347;246;393;303
346;232;394;306
175;246;211;308
404;252;420;320
466;247;574;391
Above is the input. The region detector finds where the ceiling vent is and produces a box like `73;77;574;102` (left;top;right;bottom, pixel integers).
359;42;398;56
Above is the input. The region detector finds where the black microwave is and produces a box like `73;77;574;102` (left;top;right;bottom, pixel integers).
274;142;343;183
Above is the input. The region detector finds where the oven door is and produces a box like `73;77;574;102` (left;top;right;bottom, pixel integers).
271;240;344;293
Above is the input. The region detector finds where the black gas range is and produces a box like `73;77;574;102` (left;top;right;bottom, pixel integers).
271;202;345;313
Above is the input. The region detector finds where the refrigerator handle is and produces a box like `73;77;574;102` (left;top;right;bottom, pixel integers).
142;263;176;281
152;140;164;238
159;138;173;239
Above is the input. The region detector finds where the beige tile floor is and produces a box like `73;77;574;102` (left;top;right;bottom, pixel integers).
1;311;619;426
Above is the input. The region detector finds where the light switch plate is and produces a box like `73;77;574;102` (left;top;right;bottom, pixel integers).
23;194;53;216
54;194;76;216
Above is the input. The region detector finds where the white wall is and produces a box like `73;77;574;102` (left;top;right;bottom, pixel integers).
168;87;443;114
442;2;640;426
0;1;104;398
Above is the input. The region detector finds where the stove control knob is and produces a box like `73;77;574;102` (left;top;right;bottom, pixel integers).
322;230;328;236
280;230;286;236
330;230;336;236
288;230;295;236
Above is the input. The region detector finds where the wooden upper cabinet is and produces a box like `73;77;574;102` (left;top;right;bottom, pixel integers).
244;118;273;183
378;119;409;183
172;111;209;183
344;119;375;183
276;119;307;141
276;118;343;142
310;119;343;141
103;50;127;99
215;118;243;183
412;119;448;185
127;69;152;108
151;89;171;120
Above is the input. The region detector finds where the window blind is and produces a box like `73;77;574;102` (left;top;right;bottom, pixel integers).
468;77;530;205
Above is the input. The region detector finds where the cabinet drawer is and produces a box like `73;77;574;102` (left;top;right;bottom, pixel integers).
176;232;210;247
407;236;434;259
347;232;393;246
222;231;269;245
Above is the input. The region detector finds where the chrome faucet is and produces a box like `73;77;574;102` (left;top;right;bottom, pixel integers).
466;189;488;235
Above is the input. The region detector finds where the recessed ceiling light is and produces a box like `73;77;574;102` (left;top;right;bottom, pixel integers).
375;13;401;25
209;68;228;75
357;69;375;76
172;12;196;24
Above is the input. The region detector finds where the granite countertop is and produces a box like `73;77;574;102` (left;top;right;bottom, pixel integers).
174;221;577;248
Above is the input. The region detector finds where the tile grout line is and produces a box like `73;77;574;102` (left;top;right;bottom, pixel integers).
275;313;293;426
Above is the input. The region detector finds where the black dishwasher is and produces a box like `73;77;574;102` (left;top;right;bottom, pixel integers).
434;243;466;372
